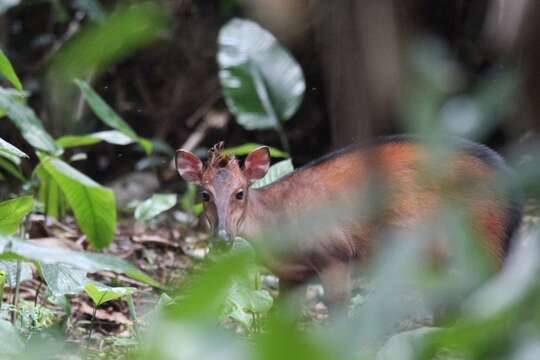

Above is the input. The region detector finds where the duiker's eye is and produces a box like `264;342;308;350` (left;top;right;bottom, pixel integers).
235;190;244;200
201;191;210;202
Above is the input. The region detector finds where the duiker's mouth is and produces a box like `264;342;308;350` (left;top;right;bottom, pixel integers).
210;232;234;252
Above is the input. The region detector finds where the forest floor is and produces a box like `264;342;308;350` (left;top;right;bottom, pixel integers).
5;196;538;358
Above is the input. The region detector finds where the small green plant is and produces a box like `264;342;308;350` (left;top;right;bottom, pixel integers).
84;283;137;344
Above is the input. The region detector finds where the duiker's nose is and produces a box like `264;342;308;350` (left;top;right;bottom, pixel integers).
218;229;230;241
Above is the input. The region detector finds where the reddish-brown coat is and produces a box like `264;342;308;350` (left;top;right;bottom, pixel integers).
176;139;521;308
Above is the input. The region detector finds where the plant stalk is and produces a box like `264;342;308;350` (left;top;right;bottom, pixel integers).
87;304;98;347
12;215;28;324
127;295;141;341
87;293;106;347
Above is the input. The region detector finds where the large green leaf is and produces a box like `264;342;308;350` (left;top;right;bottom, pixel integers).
74;79;152;154
0;137;27;159
0;235;160;287
222;143;288;158
38;155;115;249
56;130;134;148
0;196;33;235
0;49;22;91
251;159;293;189
84;282;135;306
0;88;60;154
217;18;305;130
134;193;177;221
39;262;88;296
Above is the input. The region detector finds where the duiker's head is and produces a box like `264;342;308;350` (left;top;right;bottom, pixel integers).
175;142;270;241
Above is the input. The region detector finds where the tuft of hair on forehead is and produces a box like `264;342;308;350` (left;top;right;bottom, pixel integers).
206;141;237;169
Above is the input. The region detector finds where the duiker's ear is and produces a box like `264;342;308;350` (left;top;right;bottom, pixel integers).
244;146;270;181
176;149;203;184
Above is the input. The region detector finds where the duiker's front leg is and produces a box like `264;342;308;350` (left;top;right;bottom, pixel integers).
318;261;352;313
277;278;306;315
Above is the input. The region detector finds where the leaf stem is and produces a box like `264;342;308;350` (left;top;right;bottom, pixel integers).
248;62;291;155
87;292;106;347
127;294;140;341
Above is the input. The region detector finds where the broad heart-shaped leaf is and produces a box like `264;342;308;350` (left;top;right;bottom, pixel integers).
56;130;134;148
39;263;89;296
0;235;160;287
134;193;177;221
251;159;293;189
74;80;152;154
38;155;115;249
0;195;33;235
0;49;22;91
0;137;27;159
0;87;60;154
84;282;135;306
217;18;305;130
0;260;32;288
222;143;288;158
0;319;23;356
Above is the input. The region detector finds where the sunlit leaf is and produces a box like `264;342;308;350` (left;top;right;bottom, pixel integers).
0;195;32;235
222;143;288;158
0;49;22;90
0;88;60;154
217;18;305;130
38;155;115;249
252;159;293;189
135;193;177;221
56;130;134;148
0;235;160;287
0;137;27;159
84;282;135;306
74;80;152;154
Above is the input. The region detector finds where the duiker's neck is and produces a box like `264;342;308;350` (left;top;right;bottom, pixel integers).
241;180;293;238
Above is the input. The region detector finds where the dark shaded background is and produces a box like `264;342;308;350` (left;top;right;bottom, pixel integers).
1;0;538;184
